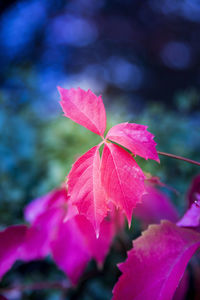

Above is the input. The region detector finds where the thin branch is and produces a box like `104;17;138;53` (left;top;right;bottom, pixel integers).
158;151;200;167
0;269;102;297
0;280;71;294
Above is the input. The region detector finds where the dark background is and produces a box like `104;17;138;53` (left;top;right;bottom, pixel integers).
0;1;200;299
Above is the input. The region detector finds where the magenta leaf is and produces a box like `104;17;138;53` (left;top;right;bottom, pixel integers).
133;184;179;227
187;174;200;207
101;143;145;225
23;188;88;283
113;221;200;300
106;122;159;161
75;215;112;265
20;185;120;284
22;207;63;261
173;270;189;300
22;187;69;260
25;186;68;223
177;199;200;228
75;212;124;266
190;258;200;299
57;87;157;230
58;87;106;136
68;146;107;236
51;217;91;285
0;225;27;278
51;211;123;284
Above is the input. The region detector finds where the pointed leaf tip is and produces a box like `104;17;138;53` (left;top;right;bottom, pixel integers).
106;122;159;162
67;145;108;236
177;199;200;228
58;87;106;136
187;174;200;207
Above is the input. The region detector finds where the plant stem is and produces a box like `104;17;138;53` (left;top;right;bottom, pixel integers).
158;151;200;167
0;280;70;293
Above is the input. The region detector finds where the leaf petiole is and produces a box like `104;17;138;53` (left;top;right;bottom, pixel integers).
158;151;200;167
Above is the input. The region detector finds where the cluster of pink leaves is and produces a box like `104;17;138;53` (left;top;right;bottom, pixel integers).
59;87;159;236
1;176;200;299
57;87;200;299
114;175;200;300
0;87;158;286
0;186;124;285
0;87;200;300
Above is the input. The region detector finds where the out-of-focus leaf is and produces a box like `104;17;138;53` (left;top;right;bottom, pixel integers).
113;221;200;300
134;184;179;227
0;225;27;278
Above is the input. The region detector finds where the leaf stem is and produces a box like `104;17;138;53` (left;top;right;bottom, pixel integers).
158;151;200;167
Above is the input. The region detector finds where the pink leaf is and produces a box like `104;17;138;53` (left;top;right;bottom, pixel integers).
108;202;125;234
113;221;200;300
23;191;89;284
134;184;179;227
75;215;112;265
25;187;68;223
190;258;200;300
75;214;118;266
23;186;108;283
106;122;159;161
177;199;200;228
22;187;68;261
0;225;27;278
51;211;122;284
187;174;200;207
63;201;79;222
101;143;145;225
173;270;189;300
68;146;107;236
22;207;63;261
51;217;91;285
58;87;106;136
0;186;122;284
23;190;90;284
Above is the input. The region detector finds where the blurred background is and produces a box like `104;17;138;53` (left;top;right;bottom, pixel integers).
0;0;200;299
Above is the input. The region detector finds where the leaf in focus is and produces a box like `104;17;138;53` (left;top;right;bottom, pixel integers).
106;122;159;161
67;146;107;236
101;143;145;225
58;87;106;136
